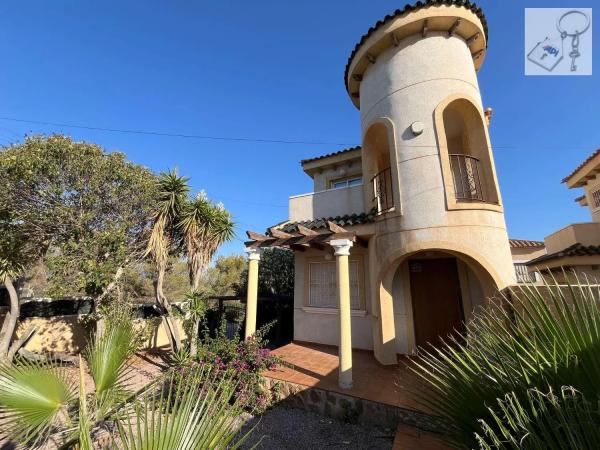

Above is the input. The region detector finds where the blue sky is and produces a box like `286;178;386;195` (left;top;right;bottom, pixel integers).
0;0;598;256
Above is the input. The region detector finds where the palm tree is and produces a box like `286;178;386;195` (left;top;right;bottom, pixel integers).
179;194;234;355
145;170;190;352
0;309;250;449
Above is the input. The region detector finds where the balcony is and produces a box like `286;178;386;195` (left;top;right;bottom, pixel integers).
289;184;365;222
449;154;486;202
544;222;600;254
372;167;394;214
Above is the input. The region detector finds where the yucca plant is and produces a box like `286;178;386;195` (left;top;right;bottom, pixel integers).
145;170;190;352
407;274;600;448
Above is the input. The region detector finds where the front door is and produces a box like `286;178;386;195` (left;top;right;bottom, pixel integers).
409;258;465;348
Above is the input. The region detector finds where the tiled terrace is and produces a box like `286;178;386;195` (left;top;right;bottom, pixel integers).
264;342;423;412
264;342;450;449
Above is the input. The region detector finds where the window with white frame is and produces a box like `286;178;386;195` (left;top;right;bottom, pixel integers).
308;260;362;309
330;176;363;189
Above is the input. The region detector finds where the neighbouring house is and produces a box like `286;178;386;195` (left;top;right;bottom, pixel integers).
526;149;600;281
509;239;546;284
243;1;527;388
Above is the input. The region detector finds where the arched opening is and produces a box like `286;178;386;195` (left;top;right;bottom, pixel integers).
362;122;394;214
442;99;499;204
384;249;497;353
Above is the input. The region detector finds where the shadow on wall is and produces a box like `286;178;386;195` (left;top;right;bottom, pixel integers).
15;315;88;354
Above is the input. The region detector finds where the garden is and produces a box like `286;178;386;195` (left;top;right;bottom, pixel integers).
1;136;600;449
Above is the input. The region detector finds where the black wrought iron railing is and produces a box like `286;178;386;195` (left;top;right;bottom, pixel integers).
372;167;394;214
449;154;486;202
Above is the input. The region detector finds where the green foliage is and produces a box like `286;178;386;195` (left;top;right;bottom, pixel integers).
0;358;76;446
408;277;600;448
203;255;246;296
0;134;158;297
114;366;251;450
181;324;280;413
477;387;600;450
238;248;294;298
85;308;137;417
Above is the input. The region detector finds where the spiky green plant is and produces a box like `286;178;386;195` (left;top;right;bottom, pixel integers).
114;366;253;449
407;275;600;448
477;387;600;449
179;192;235;292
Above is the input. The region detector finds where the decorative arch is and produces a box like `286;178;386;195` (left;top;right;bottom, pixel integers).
434;93;503;212
374;240;503;358
361;117;401;215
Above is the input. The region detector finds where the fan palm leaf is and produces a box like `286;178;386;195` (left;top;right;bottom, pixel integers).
114;366;252;450
0;358;76;447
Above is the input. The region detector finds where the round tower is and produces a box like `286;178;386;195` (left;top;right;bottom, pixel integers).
346;2;515;363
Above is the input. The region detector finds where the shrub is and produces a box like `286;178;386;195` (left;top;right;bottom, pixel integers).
408;277;600;449
176;324;280;413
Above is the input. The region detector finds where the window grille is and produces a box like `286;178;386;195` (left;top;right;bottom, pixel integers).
592;189;600;209
514;263;536;283
308;261;362;309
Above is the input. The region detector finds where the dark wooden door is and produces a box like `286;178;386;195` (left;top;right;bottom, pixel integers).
409;258;465;348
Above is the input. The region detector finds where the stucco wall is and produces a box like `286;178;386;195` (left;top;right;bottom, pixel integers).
293;248;373;350
358;31;515;289
289;184;365;222
9;315;184;354
584;175;600;222
545;222;600;253
511;247;547;263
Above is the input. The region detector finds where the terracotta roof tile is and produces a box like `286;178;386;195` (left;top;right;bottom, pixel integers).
509;239;545;249
344;0;489;92
301;146;361;165
562;148;600;184
272;212;376;234
526;243;600;266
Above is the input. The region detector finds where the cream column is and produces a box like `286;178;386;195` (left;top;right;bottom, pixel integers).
330;238;354;389
244;247;262;339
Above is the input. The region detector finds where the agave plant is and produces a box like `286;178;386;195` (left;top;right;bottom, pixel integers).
407;274;600;449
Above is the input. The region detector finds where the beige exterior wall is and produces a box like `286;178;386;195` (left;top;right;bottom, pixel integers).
356;29;514;362
10;315;184;354
545;222;600;254
293;247;373;350
583;174;600;222
511;247;547;263
289;184;365;222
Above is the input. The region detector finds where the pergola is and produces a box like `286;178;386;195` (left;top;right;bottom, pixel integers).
244;221;367;389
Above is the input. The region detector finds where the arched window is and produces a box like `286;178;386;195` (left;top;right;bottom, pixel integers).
441;99;499;205
363;123;394;214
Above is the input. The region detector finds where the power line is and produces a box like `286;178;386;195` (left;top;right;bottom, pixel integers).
0;116;352;147
0;114;597;151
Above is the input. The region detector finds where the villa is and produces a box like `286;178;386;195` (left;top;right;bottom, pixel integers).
526;149;600;280
241;0;595;391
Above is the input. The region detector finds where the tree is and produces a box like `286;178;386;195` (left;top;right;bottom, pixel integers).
204;255;246;296
237;248;294;298
0;135;157;358
179;193;235;292
144;170;190;352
